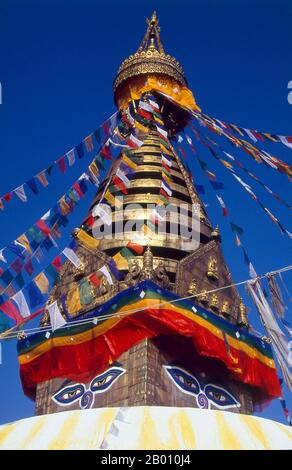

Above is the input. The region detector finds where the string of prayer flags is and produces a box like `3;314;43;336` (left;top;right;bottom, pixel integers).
0;113;119;212
192;112;292;177
216;195;228;217
192;129;292;239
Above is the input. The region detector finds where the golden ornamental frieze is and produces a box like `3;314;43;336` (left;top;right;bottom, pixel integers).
114;59;186;92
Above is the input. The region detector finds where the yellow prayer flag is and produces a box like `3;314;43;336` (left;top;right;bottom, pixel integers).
34;272;49;293
162;172;172;186
17;234;32;253
76;228;100;250
112;252;129;270
89;161;99;178
122;154;137;170
154;115;164;126
104;190;123;209
135;120;149;133
0;200;3;210
220;159;233;169
59;197;71;216
160;144;172;155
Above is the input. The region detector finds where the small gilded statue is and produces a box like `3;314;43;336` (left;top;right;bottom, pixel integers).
209;293;219;310
199;290;209;304
221;300;230;316
207;256;219;280
187;279;198;297
237;298;249;328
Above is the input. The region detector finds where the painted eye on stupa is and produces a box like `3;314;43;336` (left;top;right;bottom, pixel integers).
52;384;85;405
204;384;240;409
163;366;201;396
90;367;126;393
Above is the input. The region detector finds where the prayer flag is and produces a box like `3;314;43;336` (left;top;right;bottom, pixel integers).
14;185;27;202
34;272;49;294
75;228;100;250
37;171;49;187
84;135;94;152
63;247;82;269
27;178;39;195
66;149;76;167
0;299;22;323
47;301;66;331
12;290;30;319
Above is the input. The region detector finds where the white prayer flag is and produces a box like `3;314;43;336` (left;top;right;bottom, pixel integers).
161;181;172;196
47;301;66;331
66;149;76;167
99;265;113;285
14;185;27;202
0;249;7;263
244;129;258;143
92;204;112;226
116;168;130;187
139;100;154;113
12;290;30;318
279;136;292;149
63;247;82;268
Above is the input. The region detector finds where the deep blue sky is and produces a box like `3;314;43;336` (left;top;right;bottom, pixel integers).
0;0;291;426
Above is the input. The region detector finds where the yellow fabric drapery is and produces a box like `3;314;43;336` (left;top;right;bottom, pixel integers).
66;287;82;315
116;74;201;113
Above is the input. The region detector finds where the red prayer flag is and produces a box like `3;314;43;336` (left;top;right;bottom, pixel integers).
3;192;12;202
52;256;62;272
24;259;34;276
112;176;128;195
102;121;110;137
73;182;84;198
101;146;112;160
84;215;95;227
89;273;101;287
127;242;144;255
57;156;67;174
0;299;22;323
35;220;51;235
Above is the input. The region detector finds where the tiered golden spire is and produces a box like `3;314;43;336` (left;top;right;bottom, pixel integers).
113;11;187;98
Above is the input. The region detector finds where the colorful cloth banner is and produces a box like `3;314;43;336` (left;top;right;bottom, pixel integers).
17;280;281;400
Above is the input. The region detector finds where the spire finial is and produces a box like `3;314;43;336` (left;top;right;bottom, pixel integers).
137;11;164;54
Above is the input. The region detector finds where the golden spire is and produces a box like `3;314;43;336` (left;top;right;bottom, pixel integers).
113;11;187;102
137;11;164;53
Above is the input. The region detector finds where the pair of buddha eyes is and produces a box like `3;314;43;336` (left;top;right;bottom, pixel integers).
165;366;240;409
53;365;239;410
52;367;125;405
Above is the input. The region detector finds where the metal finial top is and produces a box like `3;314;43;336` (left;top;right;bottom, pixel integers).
113;12;187;98
137;11;164;54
